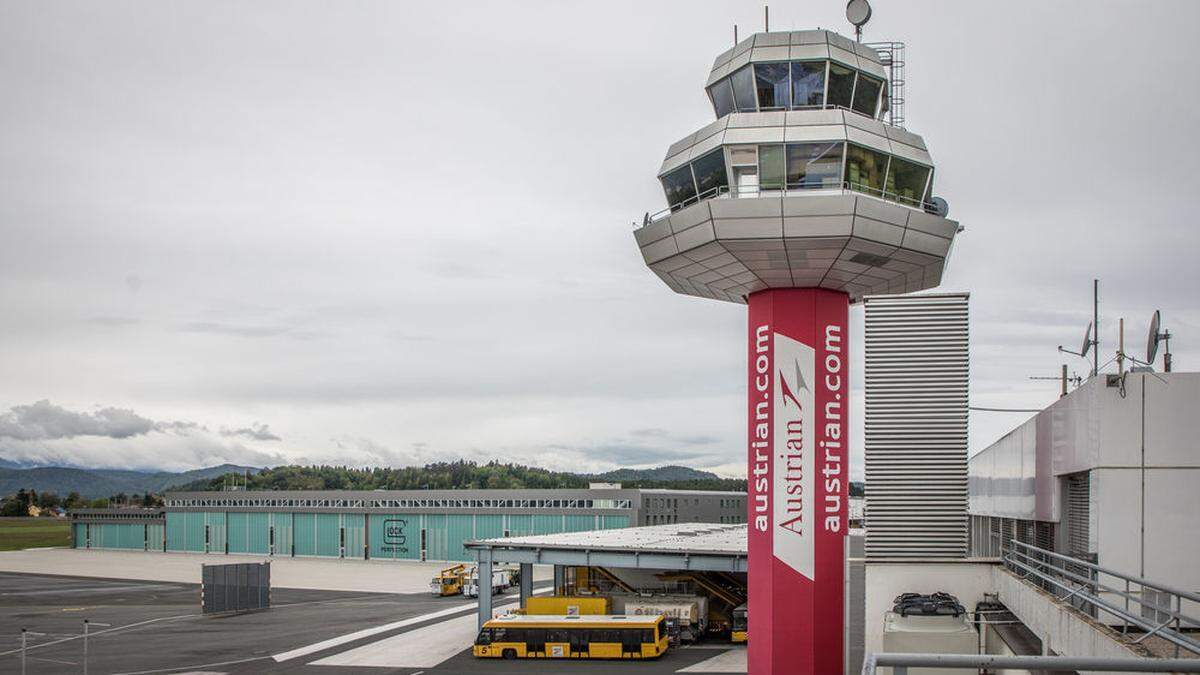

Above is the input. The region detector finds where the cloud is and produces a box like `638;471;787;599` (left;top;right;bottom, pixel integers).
220;423;281;441
0;400;289;471
0;400;157;440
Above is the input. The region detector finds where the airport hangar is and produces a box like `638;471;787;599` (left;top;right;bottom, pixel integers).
67;485;747;561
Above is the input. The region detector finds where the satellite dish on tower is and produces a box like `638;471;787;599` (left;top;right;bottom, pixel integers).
1145;309;1173;371
929;196;950;218
846;0;871;40
1080;321;1093;359
1147;310;1161;364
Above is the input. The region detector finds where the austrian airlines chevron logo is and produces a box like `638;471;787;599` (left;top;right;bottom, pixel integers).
772;332;816;580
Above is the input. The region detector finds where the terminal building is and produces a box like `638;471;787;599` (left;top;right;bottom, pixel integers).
68;486;745;562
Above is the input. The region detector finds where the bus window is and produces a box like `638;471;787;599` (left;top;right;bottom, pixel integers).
475;628;492;645
642;628;654;644
547;629;568;644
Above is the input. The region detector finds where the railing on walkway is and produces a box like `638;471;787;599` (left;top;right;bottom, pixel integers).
642;181;934;226
1001;539;1200;657
862;652;1200;674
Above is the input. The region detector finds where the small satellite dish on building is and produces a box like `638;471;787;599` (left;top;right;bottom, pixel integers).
929;197;950;218
1147;310;1161;363
846;0;871;40
1058;321;1095;367
1146;309;1172;371
846;0;872;27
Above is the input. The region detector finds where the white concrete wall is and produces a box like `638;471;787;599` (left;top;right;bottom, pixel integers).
862;562;995;660
970;372;1200;607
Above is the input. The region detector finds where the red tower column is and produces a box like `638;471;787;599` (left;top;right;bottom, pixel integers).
746;288;849;675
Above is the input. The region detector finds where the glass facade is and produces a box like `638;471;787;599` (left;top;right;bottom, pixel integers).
730;66;757;112
754;62;790;110
787;142;844;188
661;141;931;211
852;74;882;117
660;149;729;209
710;79;735;118
885;156;932;206
661;164;697;209
706;59;886;118
791;61;825;108
691;149;729;197
826;62;856;109
759;144;785;190
845;143;890;193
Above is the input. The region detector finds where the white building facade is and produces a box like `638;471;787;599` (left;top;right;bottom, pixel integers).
969;371;1200;600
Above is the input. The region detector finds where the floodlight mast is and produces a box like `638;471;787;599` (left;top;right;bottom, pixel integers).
631;18;960;675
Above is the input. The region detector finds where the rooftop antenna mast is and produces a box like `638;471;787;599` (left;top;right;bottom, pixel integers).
1058;279;1100;377
846;0;872;41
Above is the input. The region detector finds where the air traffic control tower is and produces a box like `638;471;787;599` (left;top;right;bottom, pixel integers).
632;26;960;675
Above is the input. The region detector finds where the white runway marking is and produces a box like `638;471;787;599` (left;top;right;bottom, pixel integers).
274;587;549;663
271;602;473;662
677;648;746;673
308;611;479;668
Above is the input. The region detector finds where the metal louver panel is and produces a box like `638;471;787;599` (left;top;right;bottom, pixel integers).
1066;472;1091;558
864;293;969;559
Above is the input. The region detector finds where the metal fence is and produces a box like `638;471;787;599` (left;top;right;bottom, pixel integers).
1002;539;1200;657
201;561;270;614
862;652;1200;674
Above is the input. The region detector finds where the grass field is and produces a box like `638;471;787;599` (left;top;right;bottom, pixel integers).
0;518;71;551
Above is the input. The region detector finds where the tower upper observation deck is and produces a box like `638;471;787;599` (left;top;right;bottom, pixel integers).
633;30;961;304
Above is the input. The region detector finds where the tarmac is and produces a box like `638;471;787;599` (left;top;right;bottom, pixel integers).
0;551;748;674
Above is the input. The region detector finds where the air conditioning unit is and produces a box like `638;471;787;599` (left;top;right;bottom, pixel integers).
881;592;978;675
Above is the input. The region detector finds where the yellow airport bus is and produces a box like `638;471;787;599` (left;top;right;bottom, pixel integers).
731;603;747;643
474;614;669;659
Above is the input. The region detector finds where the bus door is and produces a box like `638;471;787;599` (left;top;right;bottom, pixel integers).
526;629;545;656
569;629;586;656
621;628;642;656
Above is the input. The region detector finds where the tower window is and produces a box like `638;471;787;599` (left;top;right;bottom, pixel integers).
852;74;883;117
826;62;856;110
754;62;790;110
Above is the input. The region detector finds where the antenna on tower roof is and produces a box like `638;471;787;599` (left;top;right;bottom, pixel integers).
846;0;872;41
764;5;769;32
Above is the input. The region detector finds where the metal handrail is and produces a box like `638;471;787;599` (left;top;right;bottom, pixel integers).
863;652;1200;674
643;181;931;226
1001;539;1200;656
1007;546;1195;626
1010;540;1200;606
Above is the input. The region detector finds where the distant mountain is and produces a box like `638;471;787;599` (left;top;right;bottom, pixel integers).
0;463;261;499
590;465;720;482
0;458;24;469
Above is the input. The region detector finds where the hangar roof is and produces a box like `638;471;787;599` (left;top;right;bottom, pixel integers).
465;521;739;557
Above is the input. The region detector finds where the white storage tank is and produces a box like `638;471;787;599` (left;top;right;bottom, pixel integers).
881;593;978;675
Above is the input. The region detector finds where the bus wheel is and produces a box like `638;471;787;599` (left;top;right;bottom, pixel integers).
502;649;517;660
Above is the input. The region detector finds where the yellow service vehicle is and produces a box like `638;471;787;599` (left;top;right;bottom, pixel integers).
524;596;609;616
430;563;469;596
731;603;747;643
474;614;668;660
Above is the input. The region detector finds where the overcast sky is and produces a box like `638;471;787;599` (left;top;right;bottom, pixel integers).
1;1;1197;478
